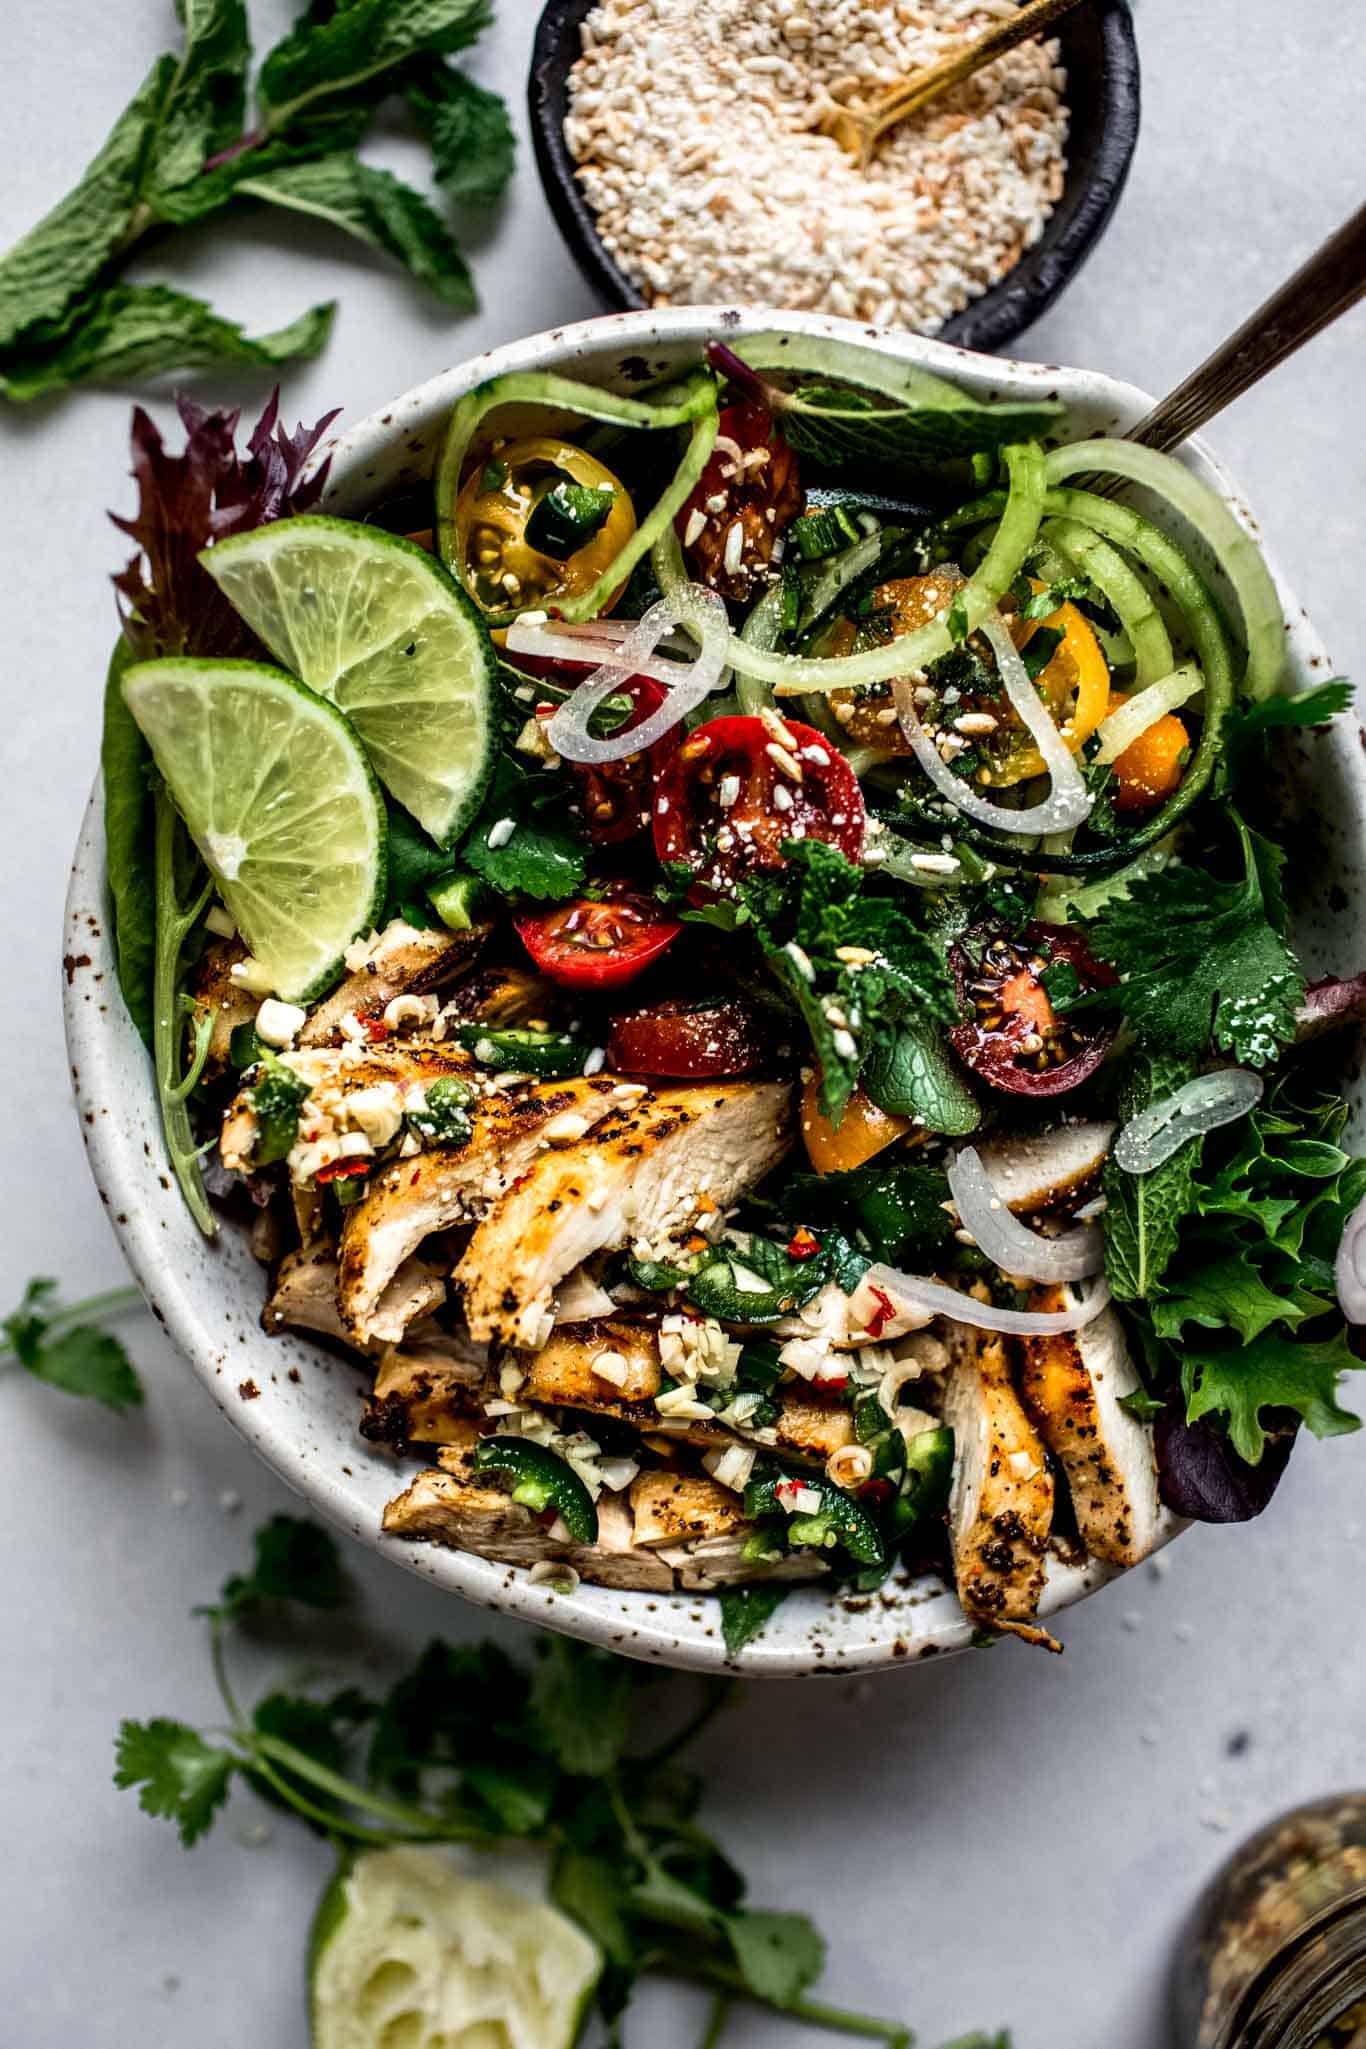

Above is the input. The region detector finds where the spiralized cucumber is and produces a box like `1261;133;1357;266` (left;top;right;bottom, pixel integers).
434;368;719;625
1041;515;1175;689
1044;440;1287;701
653;440;1047;693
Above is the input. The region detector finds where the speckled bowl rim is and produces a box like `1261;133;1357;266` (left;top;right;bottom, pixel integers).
64;307;1363;1676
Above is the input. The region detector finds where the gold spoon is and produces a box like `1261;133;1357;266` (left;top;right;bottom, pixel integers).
819;0;1086;168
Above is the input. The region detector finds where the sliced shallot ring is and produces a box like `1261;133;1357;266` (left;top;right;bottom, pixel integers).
508;613;707;691
892;609;1092;836
948;1145;1103;1284
1114;1069;1264;1175
1335;1195;1366;1326
543;588;729;764
860;1263;1111;1336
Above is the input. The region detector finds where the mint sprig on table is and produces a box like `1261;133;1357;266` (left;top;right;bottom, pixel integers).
0;0;513;402
115;1515;1006;2048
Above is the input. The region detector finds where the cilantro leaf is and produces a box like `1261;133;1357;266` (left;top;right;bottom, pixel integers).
726;1909;826;2006
2;1278;143;1413
551;1850;637;1968
113;1718;235;1846
368;1640;528;1797
0;283;335;403
1183;1328;1362;1465
210;1515;346;1622
406;62;516;204
528;1637;633;1777
462;760;587;902
718;1586;789;1656
1225;677;1354;778
1085;821;1304;1067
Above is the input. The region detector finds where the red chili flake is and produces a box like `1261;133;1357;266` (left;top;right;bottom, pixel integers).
818;1373;849;1394
860;1478;895;1506
787;1227;821;1261
361;1014;390;1042
864;1286;895;1341
316;1159;369;1186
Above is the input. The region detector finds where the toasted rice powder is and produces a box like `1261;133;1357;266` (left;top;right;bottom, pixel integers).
565;0;1068;334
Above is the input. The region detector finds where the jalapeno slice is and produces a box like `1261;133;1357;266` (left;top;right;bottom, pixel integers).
470;1438;599;1546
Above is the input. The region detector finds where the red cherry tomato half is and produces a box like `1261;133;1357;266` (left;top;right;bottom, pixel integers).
514;888;681;990
606;996;767;1078
652;715;865;900
566;675;680;847
675;402;802;602
948;921;1117;1097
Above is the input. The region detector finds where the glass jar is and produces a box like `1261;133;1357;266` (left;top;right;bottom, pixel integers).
1172;1794;1366;2049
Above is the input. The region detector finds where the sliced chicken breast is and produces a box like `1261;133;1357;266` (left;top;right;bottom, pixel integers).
1020;1287;1165;1568
361;1342;485;1452
221;1042;478;1175
298;919;491;1046
337;1076;623;1347
629;1469;745;1547
263;1242;445;1352
941;1324;1056;1641
458;1079;793;1350
976;1120;1115;1215
190;937;258;1078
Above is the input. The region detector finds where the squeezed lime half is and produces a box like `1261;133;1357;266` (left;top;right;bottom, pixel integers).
309;1847;601;2049
122;657;386;1002
201;517;496;846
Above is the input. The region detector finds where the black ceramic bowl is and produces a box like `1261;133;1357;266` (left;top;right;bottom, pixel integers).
529;0;1140;355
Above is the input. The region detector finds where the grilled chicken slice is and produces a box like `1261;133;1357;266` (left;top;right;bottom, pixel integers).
298;919;491;1046
521;1318;855;1464
441;963;560;1030
382;1425;672;1590
629;1469;745;1546
361;1342;485;1451
975;1121;1114;1216
337;1076;623;1347
220;1042;478;1174
941;1325;1056;1642
458;1079;793;1350
190;937;258;1078
1020;1287;1164;1568
263;1243;445;1352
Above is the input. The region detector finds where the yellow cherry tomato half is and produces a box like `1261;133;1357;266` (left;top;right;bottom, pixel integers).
800;1074;912;1173
454;437;636;615
997;582;1112;786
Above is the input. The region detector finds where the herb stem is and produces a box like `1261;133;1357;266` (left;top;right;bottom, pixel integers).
249;1734;495;1844
680;1964;914;2046
633;1679;732;1773
697;1993;731;2049
0;1283;142;1363
243;1752;407;1849
152;784;216;1239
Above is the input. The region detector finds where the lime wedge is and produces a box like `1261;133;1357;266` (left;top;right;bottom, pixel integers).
122;658;385;1003
200;517;496;846
309;1847;601;2049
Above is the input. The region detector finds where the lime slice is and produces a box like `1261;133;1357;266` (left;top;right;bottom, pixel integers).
309;1847;600;2049
200;517;496;846
122;658;385;1002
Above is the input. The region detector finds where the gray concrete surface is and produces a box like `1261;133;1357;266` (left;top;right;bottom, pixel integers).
2;3;1364;2043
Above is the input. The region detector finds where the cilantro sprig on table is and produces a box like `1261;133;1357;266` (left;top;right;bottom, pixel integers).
115;1516;1009;2047
1;1278;143;1412
0;0;514;401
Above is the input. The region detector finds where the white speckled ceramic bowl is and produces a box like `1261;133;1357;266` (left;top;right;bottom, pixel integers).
64;310;1366;1675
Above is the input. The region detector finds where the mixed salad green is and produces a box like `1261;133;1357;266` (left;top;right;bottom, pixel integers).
102;335;1366;1641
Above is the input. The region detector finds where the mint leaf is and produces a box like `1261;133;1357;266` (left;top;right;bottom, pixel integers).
0;284;334;401
1103;1052;1203;1302
718;1585;789;1656
238;155;474;307
1183;1328;1362;1465
144;0;251;206
726;1909;826;2006
114;1717;235;1845
0;56;174;352
1085;824;1304;1068
862;1021;979;1134
769;377;1065;469
407;63;516;204
258;0;494;131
